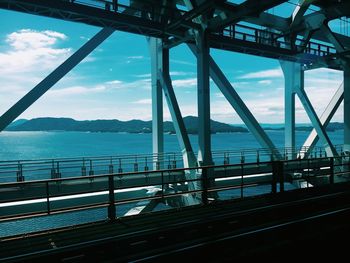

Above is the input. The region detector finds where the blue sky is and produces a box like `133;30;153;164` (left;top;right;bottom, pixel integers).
0;7;345;124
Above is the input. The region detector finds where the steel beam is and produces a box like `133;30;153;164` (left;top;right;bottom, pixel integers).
159;68;198;198
188;44;282;160
158;50;197;169
149;38;164;167
302;82;344;157
196;30;213;165
295;83;338;157
148;38;199;205
280;61;298;158
0;27;114;132
291;0;314;27
344;67;350;152
320;24;345;53
209;0;286;31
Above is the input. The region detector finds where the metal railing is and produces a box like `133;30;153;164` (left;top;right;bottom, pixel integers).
1;155;350;223
0;145;344;183
220;24;336;57
65;0;185;21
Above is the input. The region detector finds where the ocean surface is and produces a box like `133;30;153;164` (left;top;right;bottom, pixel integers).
0;130;344;237
0;130;344;161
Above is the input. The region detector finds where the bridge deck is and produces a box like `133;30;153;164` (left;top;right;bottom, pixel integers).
1;182;350;262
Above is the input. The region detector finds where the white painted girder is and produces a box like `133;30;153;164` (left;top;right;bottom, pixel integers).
296;87;338;157
302;82;344;157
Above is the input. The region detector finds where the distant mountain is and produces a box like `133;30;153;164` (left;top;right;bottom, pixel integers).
7;119;28;128
263;122;344;132
5;116;248;134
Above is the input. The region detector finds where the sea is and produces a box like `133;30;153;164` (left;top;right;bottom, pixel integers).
0;130;344;237
0;129;344;160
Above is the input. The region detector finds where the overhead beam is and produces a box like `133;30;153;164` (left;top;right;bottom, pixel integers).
166;0;216;31
209;0;287;31
302;82;344;157
214;1;350;50
0;0;186;39
320;24;346;53
0;27;114;132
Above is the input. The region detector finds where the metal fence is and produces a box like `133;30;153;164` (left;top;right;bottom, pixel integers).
0;145;343;183
1;154;349;223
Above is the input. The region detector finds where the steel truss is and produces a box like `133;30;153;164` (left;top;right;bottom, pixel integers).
0;0;350;207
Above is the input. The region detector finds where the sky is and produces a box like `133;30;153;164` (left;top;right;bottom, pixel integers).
0;4;347;124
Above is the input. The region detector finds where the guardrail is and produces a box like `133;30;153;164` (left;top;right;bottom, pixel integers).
66;0;185;21
220;24;336;57
1;155;349;223
0;145;343;183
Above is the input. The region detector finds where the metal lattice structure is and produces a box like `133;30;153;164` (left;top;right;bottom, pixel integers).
0;0;350;202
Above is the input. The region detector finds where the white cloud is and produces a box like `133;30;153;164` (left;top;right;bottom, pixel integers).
215;92;225;98
134;71;194;78
135;73;151;78
127;55;144;59
170;71;195;76
238;68;283;79
172;78;197;88
125;55;145;64
258;80;272;85
47;85;106;97
0;29;71;74
170;59;195;66
106;78;151;90
133;99;152;105
6;29;67;50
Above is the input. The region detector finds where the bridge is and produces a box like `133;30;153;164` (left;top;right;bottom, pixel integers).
1;0;350;260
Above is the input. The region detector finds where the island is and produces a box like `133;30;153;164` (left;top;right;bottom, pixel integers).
5;116;249;134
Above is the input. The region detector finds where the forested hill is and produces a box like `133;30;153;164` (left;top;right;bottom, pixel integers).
6;116;249;134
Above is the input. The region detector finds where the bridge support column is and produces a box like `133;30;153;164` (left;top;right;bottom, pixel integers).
280;61;298;159
188;43;281;160
196;29;213;166
149;38;164;168
0;27;114;132
158;52;197;169
344;66;350;152
150;39;199;205
281;61;337;158
158;47;198;203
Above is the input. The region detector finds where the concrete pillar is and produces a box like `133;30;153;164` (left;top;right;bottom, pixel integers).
149;38;164;167
196;29;213;165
